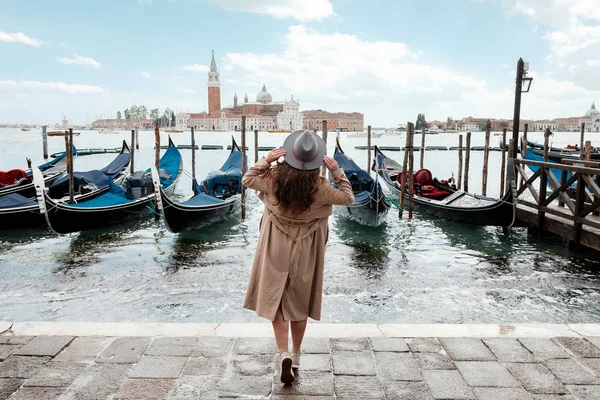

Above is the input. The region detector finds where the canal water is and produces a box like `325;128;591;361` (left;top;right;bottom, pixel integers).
1;128;599;324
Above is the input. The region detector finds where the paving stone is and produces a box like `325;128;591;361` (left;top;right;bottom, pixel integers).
482;338;536;362
330;338;370;352
96;337;150;364
375;352;422;381
0;378;23;399
129;356;187;379
414;352;456;370
455;361;520;387
168;375;220;400
369;337;409;352
270;396;334;400
191;337;235;358
332;351;376;376
586;336;600;349
12;336;73;358
439;338;496;361
53;337;113;363
145;337;196;357
505;363;566;394
407;338;442;353
0;346;19;362
2;337;33;346
544;358;599;384
333;375;385;399
472;387;534;400
553;337;600;358
23;362;87;388
565;385;600;400
299;337;330;354
231;354;275;376
6;386;64;400
272;371;334;396
232;337;276;355
0;337;9;345
530;395;577;400
218;375;272;398
383;381;433;400
182;356;227;376
0;357;51;379
298;354;331;371
518;338;570;360
580;358;600;375
56;363;130;400
113;378;175;399
422;370;475;399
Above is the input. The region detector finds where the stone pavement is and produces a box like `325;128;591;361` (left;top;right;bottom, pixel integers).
1;324;600;399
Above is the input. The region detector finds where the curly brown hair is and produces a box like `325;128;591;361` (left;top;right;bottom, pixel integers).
262;162;321;215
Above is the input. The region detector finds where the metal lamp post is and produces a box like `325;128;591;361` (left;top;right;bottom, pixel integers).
511;57;533;159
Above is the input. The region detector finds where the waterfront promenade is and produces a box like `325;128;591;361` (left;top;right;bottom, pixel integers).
1;322;600;399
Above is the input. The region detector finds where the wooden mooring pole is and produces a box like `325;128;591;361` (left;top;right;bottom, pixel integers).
135;129;139;150
408;126;415;219
520;123;528;191
500;128;507;196
399;123;412;218
580;123;586;160
537;128;551;241
254;129;259;164
322;121;328;177
68;128;74;203
42;126;48;159
191;127;196;181
482;121;491;196
420;127;426;170
367;125;371;173
457;135;463;190
585;141;592;161
130;130;135;173
154;126;160;170
241;116;247;220
464;132;471;193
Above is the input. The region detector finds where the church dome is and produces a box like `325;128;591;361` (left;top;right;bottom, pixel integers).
256;83;272;104
585;102;599;117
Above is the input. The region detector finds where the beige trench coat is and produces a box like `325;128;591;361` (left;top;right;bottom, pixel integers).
242;158;354;321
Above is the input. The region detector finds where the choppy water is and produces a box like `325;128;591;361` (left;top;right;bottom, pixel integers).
1;128;599;324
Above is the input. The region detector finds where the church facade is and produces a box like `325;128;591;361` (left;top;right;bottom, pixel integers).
580;102;600;133
180;51;304;132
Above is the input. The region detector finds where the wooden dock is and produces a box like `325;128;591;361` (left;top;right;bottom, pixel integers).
514;157;600;251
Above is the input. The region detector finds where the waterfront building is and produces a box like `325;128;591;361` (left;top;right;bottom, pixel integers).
91;118;154;130
580;102;600;132
303;111;364;132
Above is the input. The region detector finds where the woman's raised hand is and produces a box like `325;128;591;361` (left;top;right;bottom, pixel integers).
323;156;338;172
265;148;286;163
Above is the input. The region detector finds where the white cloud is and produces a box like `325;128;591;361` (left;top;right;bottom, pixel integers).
140;71;151;79
568;65;578;73
586;60;600;66
0;80;103;94
182;88;196;94
219;25;600;125
182;64;209;73
204;0;335;21
57;54;102;69
0;30;43;46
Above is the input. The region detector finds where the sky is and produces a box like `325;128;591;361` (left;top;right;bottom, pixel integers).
1;0;599;126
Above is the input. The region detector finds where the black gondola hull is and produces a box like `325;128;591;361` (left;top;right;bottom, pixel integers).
160;191;240;233
0;206;45;230
337;186;390;227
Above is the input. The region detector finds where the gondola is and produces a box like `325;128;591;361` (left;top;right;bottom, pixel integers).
0;142;131;231
374;146;516;227
526;142;600;162
333;138;390;227
33;137;183;234
0;149;73;198
48;140;131;198
153;137;245;233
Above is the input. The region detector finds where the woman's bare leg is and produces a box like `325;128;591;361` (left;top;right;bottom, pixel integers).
272;307;289;354
290;320;307;354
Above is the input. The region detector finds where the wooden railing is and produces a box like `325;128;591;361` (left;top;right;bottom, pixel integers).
514;158;600;242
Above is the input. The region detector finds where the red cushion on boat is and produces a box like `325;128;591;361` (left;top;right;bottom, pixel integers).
0;169;30;186
414;169;433;186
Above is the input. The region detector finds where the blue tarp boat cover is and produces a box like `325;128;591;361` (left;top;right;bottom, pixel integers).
200;149;243;197
182;192;225;206
147;145;181;187
50;151;130;193
333;147;374;203
0;194;37;209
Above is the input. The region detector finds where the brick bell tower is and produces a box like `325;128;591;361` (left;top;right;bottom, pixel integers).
207;50;221;114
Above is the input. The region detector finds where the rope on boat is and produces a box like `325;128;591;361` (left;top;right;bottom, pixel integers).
145;201;162;217
385;195;402;210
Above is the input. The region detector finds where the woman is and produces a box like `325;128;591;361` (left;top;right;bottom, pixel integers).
242;130;354;384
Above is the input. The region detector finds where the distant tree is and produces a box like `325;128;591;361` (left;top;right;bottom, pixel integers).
438;124;443;129
415;114;427;130
138;105;148;119
128;105;139;119
116;111;122;120
447;116;453;124
149;108;160;121
171;111;175;127
124;109;130;119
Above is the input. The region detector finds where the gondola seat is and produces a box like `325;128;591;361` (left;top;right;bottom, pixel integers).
411;169;452;200
0;169;30;187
